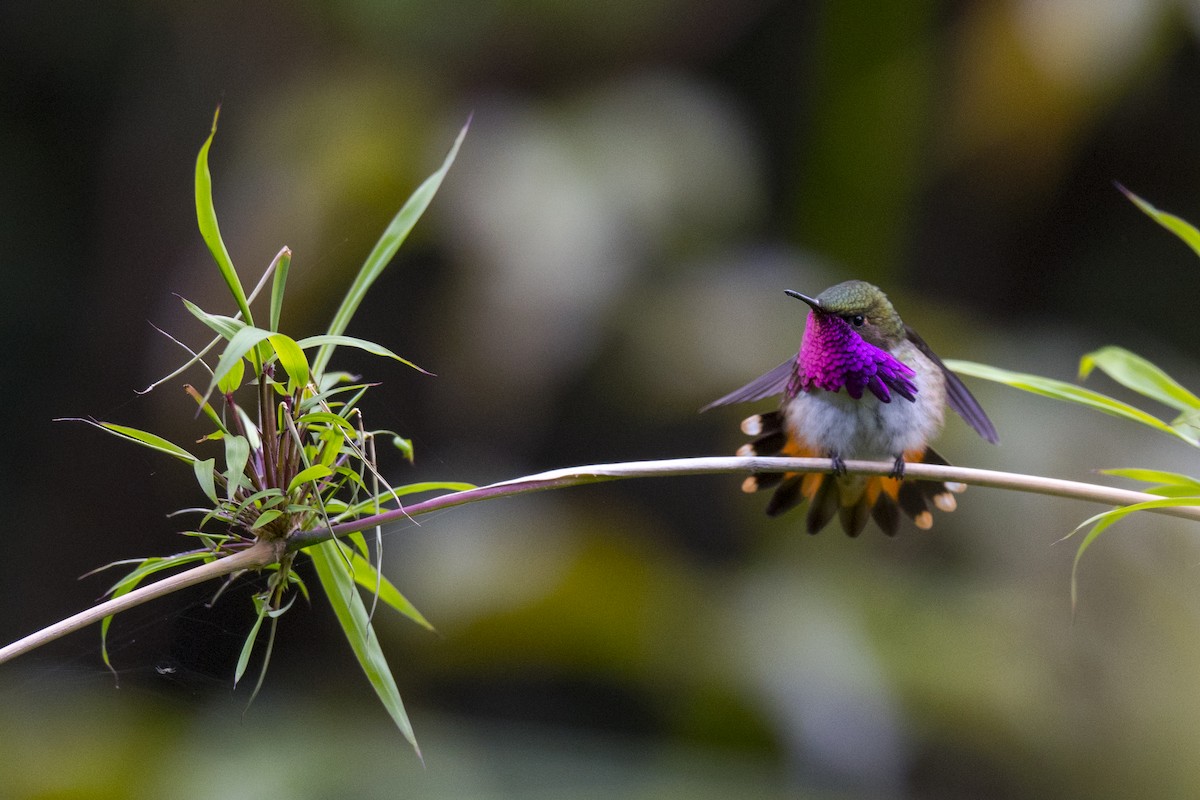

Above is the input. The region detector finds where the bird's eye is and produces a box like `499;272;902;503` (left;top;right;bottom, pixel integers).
849;314;865;327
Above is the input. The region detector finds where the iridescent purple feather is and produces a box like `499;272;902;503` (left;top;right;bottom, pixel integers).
787;312;917;402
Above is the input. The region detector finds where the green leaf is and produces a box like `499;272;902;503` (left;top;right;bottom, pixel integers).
235;596;269;687
308;539;421;757
269;247;292;333
224;434;251;500
946;360;1199;446
1068;496;1200;611
217;354;245;394
193;457;219;504
311;120;469;377
346;545;435;632
251;509;284;530
181;298;245;341
1119;184;1200;261
297;334;431;375
98;552;214;671
207;326;277;400
268;333;310;392
196;107;254;326
287;464;333;495
81;421;198;463
1078;346;1200;414
1101;468;1200;491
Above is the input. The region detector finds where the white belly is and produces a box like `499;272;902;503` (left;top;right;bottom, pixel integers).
783;342;946;458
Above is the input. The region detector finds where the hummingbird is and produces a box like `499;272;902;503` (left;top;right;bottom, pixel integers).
703;280;998;537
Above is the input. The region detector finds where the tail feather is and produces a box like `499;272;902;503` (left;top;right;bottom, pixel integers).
736;413;965;536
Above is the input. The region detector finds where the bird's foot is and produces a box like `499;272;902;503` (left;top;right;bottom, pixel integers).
829;453;847;476
888;454;906;480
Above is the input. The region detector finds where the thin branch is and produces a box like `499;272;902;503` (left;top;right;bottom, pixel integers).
0;540;280;666
287;456;1200;549
4;456;1198;666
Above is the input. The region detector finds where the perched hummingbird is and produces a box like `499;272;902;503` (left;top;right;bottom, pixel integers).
703;280;998;537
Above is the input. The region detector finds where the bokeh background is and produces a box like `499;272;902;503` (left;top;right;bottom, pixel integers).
5;1;1200;797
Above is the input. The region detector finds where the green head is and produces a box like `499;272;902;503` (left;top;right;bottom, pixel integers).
786;280;905;347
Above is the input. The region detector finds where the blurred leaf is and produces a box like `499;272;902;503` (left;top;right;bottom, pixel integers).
1119;184;1200;260
308;539;421;758
195;107;254;326
947;360;1199;445
269;247;292;333
311;119;469;377
1079;346;1200;414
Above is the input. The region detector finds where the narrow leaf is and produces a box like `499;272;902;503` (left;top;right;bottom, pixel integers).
1079;346;1200;414
946;360;1198;445
308;539;421;757
207;326;277;401
1119;184;1200;260
287;464;333;495
269;247;292;333
195;108;254;325
1068;496;1200;610
181;297;245;341
297;334;431;375
268;333;310;392
1101;468;1200;491
193;457;219;504
224;434;251;501
251;509;284;530
235;597;269;687
217;355;245;395
74;420;198;463
346;546;435;631
311;119;469;377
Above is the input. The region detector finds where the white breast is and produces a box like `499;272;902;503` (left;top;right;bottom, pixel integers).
782;341;946;459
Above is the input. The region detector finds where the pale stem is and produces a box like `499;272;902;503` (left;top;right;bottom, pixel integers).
3;457;1196;666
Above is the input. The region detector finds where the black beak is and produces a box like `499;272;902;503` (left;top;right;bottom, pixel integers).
784;289;822;311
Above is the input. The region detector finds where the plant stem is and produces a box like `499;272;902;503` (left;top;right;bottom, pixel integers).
4;456;1198;666
288;456;1200;549
0;539;280;666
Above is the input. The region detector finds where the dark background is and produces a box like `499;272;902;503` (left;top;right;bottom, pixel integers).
5;2;1200;797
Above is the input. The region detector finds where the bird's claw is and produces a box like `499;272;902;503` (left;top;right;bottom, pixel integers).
889;455;906;480
830;453;847;476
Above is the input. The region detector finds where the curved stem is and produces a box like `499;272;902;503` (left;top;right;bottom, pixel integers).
287;456;1200;549
4;456;1196;666
0;539;280;666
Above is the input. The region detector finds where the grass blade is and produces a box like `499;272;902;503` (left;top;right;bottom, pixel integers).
946;360;1198;445
1118;184;1200;260
308;539;421;758
1078;346;1200;414
311;119;469;377
196;107;254;326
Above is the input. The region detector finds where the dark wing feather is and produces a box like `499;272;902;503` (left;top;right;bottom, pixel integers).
904;325;999;444
700;359;793;412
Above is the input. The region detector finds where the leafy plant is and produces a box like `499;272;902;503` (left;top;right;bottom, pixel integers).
949;188;1200;607
70;109;470;757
